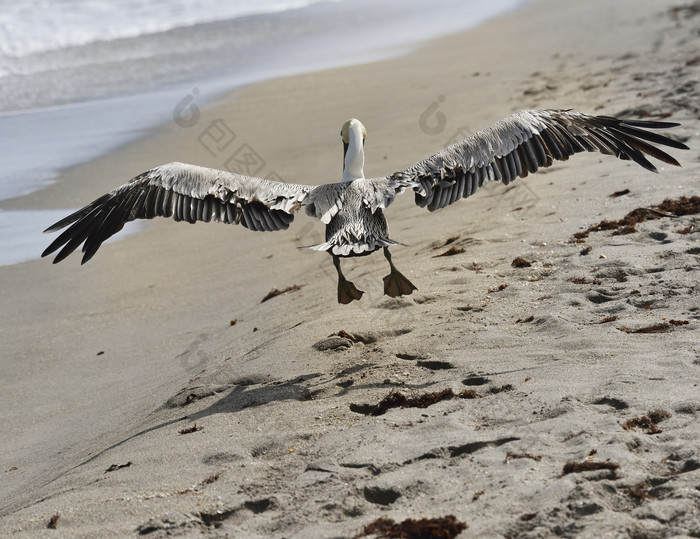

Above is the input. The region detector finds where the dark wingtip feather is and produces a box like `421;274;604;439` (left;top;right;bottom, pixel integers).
663;155;682;168
41;234;69;258
618;118;680;129
81;250;98;265
43;193;113;233
43;212;80;234
52;244;76;264
633;157;658;173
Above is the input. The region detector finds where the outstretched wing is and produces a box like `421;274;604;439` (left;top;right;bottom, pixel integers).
42;162;317;264
360;109;688;213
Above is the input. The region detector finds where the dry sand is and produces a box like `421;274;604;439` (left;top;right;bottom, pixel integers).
1;0;699;536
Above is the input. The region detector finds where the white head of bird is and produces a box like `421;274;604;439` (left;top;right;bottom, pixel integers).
341;118;366;182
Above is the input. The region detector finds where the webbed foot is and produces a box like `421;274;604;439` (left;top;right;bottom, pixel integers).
383;268;417;298
338;279;364;304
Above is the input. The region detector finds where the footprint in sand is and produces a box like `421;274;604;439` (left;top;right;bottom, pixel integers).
312;328;413;353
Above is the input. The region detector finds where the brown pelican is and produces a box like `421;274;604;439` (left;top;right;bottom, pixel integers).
43;110;688;304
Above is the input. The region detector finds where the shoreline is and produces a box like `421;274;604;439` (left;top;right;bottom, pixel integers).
2;0;698;536
0;0;527;204
0;0;527;267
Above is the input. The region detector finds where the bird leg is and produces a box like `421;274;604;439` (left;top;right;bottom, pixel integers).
382;247;417;298
333;255;364;304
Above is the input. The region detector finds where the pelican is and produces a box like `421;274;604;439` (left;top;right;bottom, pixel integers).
42;110;688;304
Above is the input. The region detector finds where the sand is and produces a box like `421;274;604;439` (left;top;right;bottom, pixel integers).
1;0;699;536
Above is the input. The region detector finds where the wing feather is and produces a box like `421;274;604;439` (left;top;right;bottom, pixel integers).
42;162;316;264
360;109;688;214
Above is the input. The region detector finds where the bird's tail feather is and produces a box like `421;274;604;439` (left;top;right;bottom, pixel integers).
300;237;406;256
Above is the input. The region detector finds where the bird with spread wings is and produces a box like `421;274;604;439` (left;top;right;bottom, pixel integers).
43;109;688;304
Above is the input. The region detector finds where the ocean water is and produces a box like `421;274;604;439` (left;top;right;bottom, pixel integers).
0;0;332;59
0;0;526;266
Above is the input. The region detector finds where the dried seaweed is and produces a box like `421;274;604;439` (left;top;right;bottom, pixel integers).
621;409;671;434
433;246;466;257
351;388;475;416
511;257;532;268
178;423;203;435
568;276;602;285
48;513;60;530
562;460;619;475
488;284;508;293
669;319;690;326
622;482;654;502
178;473;221;494
610;189;630;197
573;195;700;240
505;451;542;463
200;473;220;485
459;389;478;399
356;515;467;539
329;330;357;342
260;284;303;303
618;320;688;334
105;461;132;473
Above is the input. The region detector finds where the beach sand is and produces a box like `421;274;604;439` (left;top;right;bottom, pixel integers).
1;0;699;536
